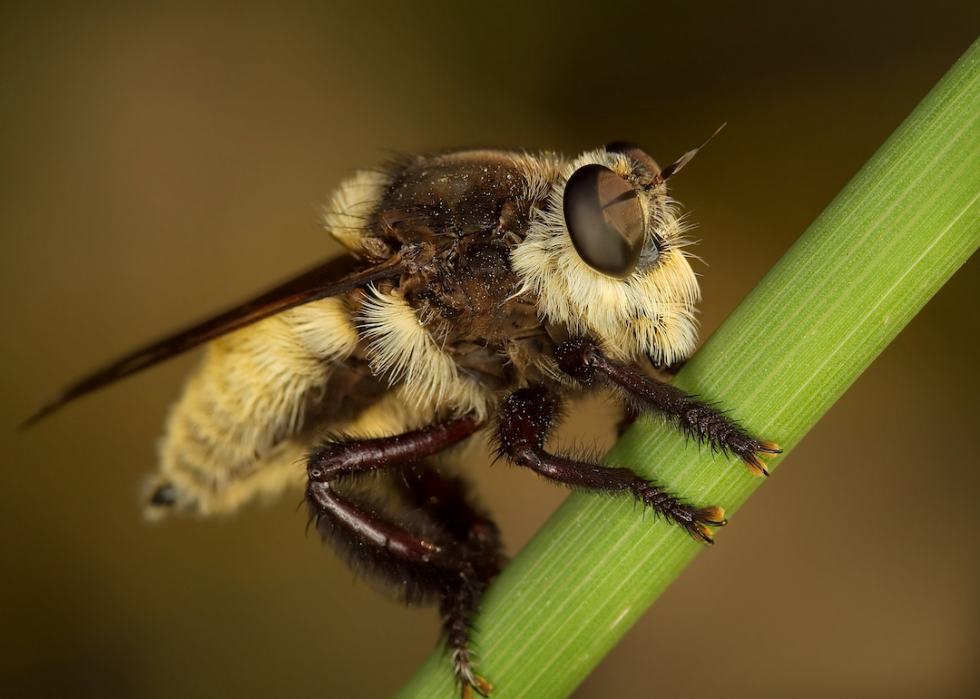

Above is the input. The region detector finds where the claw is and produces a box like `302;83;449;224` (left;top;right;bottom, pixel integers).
744;441;781;477
690;505;727;544
690;521;716;544
756;440;782;455
698;505;727;527
474;676;493;697
743;453;770;477
461;675;493;699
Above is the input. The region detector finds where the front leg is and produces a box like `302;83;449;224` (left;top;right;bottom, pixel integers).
496;387;726;543
555;339;780;476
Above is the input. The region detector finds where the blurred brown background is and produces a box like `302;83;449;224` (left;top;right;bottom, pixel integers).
2;2;979;697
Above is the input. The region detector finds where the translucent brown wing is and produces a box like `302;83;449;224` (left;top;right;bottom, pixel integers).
23;252;402;426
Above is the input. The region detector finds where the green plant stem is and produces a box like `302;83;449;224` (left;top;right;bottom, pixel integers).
396;37;980;699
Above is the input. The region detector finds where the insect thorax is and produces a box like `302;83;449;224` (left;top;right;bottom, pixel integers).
328;148;699;397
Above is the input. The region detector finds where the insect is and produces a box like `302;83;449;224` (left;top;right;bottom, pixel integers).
26;139;779;698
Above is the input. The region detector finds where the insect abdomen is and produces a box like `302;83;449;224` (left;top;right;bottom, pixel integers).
147;297;360;518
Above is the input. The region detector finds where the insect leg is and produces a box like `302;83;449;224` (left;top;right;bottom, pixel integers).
395;464;505;584
305;416;482;584
307;416;480;481
397;464;503;699
305;417;496;698
496;387;726;543
555;339;780;476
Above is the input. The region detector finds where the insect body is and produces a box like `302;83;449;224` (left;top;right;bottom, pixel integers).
27;141;779;697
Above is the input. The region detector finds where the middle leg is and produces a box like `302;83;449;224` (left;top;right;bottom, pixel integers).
495;387;726;543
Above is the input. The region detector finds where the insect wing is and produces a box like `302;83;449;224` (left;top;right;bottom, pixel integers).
24;253;369;426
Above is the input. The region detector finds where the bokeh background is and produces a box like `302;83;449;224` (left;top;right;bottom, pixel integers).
2;2;979;697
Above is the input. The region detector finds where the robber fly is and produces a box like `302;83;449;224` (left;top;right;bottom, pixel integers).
25;137;779;697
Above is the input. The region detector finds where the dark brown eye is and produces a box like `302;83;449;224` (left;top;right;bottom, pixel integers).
562;164;645;279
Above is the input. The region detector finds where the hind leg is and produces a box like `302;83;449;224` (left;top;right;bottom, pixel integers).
305;418;501;697
397;463;503;697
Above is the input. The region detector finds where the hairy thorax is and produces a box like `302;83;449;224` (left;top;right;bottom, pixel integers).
366;151;562;393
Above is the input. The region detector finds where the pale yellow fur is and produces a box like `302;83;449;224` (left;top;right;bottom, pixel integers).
511;150;700;365
320;169;390;257
151;169;400;518
151;297;360;517
150;168;490;518
358;287;492;421
152;151;700;517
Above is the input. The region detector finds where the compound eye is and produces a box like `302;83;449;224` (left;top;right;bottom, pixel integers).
562;164;644;279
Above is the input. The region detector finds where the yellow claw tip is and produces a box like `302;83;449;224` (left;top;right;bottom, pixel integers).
475;676;494;696
757;440;781;455
744;455;769;477
692;522;716;544
700;505;726;525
